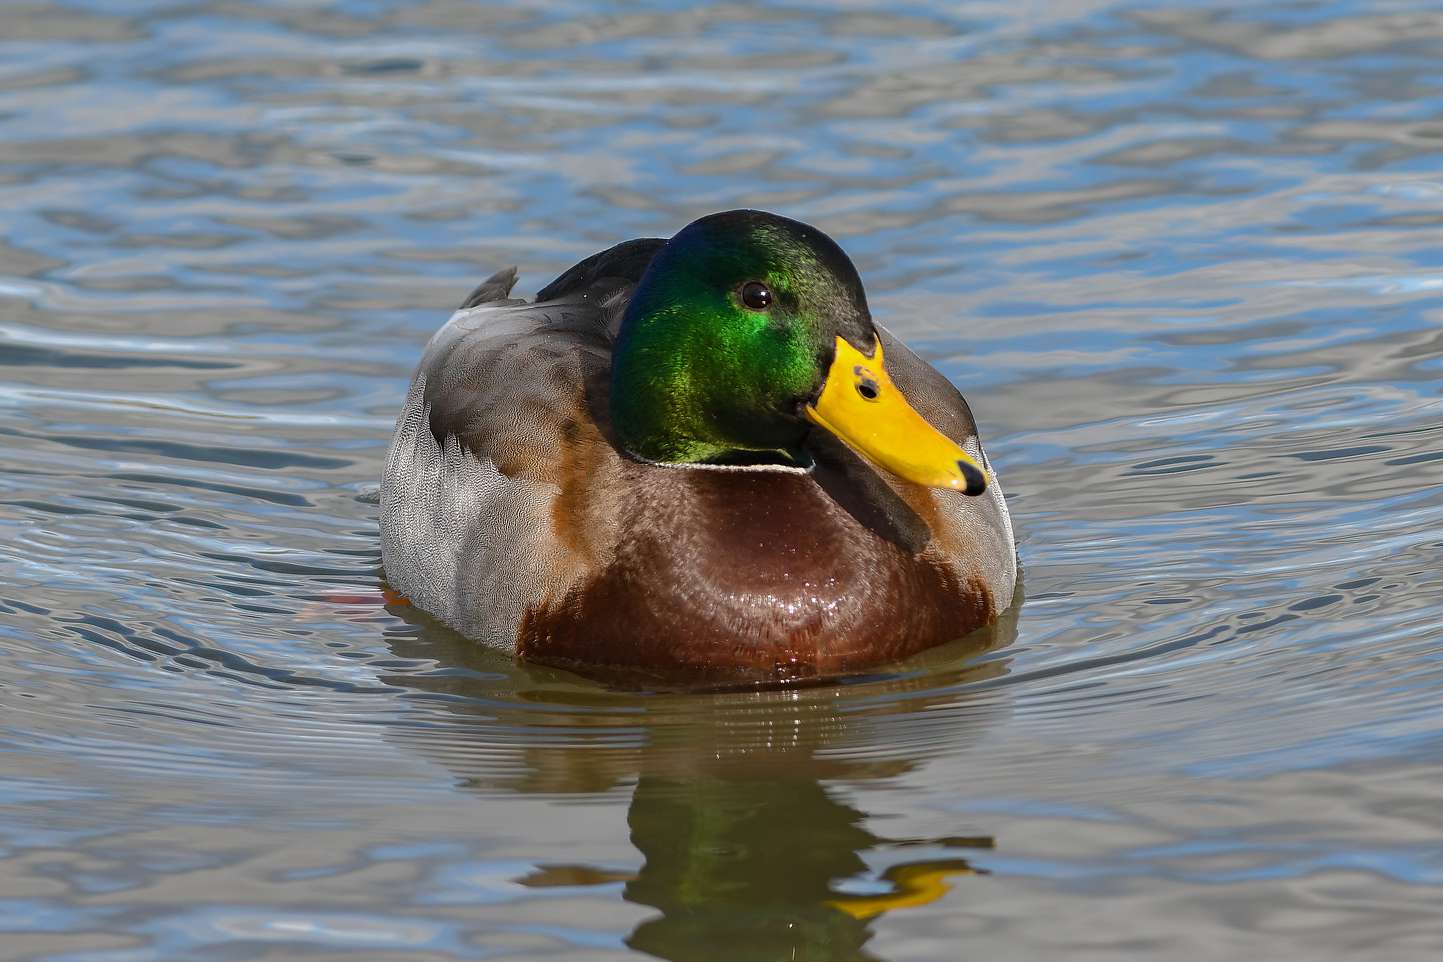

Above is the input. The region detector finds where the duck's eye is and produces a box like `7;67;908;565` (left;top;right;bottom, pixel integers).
740;281;773;311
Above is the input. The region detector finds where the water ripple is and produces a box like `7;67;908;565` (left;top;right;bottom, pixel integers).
3;1;1443;960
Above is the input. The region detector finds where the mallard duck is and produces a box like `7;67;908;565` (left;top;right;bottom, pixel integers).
381;210;1015;679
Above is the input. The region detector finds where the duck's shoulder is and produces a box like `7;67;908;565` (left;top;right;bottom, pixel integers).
417;238;667;465
414;296;607;474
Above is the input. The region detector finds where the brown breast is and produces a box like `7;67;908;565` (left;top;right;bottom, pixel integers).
517;462;994;681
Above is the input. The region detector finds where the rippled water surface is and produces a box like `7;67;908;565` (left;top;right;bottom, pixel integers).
4;1;1443;959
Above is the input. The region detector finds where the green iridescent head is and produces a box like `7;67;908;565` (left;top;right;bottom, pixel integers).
610;209;988;494
611;210;874;465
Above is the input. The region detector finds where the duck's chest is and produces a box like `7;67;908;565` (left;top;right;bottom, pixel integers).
517;468;994;678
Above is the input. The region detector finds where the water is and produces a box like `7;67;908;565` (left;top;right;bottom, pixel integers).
2;1;1442;958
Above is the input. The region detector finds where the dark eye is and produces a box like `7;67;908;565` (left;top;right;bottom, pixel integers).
740;281;773;311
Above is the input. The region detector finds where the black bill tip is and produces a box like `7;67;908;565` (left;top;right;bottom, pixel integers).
958;460;987;497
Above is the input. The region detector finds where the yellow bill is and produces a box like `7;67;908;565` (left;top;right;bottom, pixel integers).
805;335;987;496
828;858;981;921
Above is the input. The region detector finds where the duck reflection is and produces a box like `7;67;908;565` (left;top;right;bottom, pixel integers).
379;595;1019;962
612;774;989;961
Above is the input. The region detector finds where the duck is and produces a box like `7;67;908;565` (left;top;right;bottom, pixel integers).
380;210;1015;681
